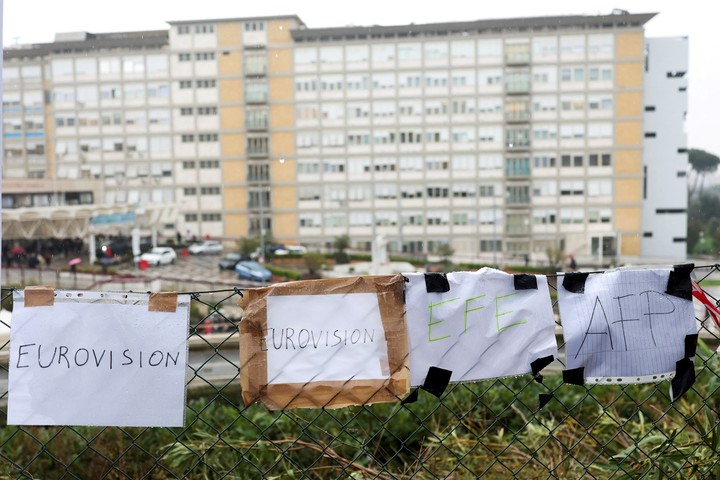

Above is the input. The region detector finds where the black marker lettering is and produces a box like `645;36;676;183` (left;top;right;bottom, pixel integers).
351;329;361;344
165;351;179;367
38;346;57;368
149;351;163;367
332;330;342;347
640;290;676;347
272;328;283;350
122;349;133;366
16;343;35;368
58;346;70;368
74;348;89;366
612;294;640;351
285;327;296;350
92;349;106;367
574;297;614;359
364;329;375;343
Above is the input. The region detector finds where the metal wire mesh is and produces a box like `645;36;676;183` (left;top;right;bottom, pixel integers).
1;266;719;479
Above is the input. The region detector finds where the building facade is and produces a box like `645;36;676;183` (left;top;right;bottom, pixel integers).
1;12;689;264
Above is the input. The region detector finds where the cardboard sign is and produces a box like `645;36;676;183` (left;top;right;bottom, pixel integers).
558;267;697;384
8;288;189;427
240;276;409;410
405;269;557;386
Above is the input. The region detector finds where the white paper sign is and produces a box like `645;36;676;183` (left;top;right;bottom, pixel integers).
265;293;390;384
405;269;557;386
8;290;189;427
558;268;697;383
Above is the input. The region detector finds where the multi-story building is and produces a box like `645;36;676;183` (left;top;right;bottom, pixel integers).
1;11;689;265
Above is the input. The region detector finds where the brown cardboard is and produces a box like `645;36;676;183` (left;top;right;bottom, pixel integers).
239;275;409;410
24;286;55;307
148;292;178;312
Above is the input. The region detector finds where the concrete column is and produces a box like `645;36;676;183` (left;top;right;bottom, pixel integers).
89;233;96;264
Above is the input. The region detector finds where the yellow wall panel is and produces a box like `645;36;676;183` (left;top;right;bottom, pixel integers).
615;92;642;116
224;214;248;237
222;134;246;157
223;160;246;182
267;20;293;43
272;186;297;209
269;77;294;101
219;79;243;102
271;132;295;156
615;207;642;231
223;187;247;210
273;213;298;238
271;158;296;182
621;234;641;256
616;32;644;59
616;121;642;146
615;179;642;203
218;23;243;46
219;51;242;75
269;48;293;73
616;62;643;88
615;150;642;174
270;104;294;128
221;106;245;130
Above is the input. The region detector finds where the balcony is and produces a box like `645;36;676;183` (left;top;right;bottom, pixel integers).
505;110;531;123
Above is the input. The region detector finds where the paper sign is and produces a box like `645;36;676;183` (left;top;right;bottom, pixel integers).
558;267;697;384
8;290;189;427
240;276;409;410
405;269;557;386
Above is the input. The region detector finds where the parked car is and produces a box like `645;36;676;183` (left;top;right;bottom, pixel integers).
139;247;177;266
274;245;308;256
188;240;223;255
218;252;243;270
235;261;272;282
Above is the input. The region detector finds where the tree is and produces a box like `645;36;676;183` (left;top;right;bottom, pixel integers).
436;243;455;264
333;234;350;265
237;237;259;259
303;252;325;277
689;149;720;198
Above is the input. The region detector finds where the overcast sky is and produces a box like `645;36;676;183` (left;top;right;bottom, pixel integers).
4;0;718;156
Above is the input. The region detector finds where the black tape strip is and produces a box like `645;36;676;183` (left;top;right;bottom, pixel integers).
424;273;450;293
530;355;554;383
685;333;699;358
401;389;419;405
537;393;554;411
421;366;453;398
562;367;585;386
671;358;696;402
562;273;590;294
514;274;538;290
665;263;694;301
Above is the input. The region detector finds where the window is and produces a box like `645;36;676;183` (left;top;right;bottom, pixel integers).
195;52;216;61
506;157;530;176
178;25;191;35
185;213;198;222
180;107;194;116
533;154;556;168
200;187;221;195
181;134;195;143
560;181;584;196
200;160;220;169
147;83;169;98
453;184;476;198
479;184;497;197
123;56;145;74
196;79;216;88
533;209;557;224
400;185;423;198
197;107;218;115
400;157;423;172
51;59;73;79
198;134;218;142
587;180;612;197
426;186;449;198
201;213;222;222
588;209;612;223
243;22;264;32
195;24;215;34
179;80;192;89
480;240;502;252
178;53;192;62
183;161;196;169
184;187;197;195
560;208;584;224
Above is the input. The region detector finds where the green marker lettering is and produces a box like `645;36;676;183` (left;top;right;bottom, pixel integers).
463;295;486;334
495;293;527;332
427;298;460;342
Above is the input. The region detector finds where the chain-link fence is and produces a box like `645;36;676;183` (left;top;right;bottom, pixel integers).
1;266;719;479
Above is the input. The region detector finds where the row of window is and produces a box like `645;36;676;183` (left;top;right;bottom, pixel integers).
298;206;613;228
294;34;614;66
50;83;171;106
295;65;613;93
177;24;215;35
296;123;612;148
298;179;614;202
178;79;217;89
180;133;219;143
177;52;216;62
53;136;221;156
183;186;221;195
183;212;222;222
296;94;613;120
296;152;613;174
